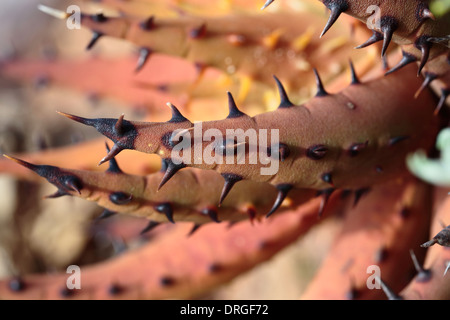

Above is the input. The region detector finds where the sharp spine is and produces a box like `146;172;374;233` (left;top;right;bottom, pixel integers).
353;188;370;207
97;209;117;220
348;60;359;85
167;102;189;123
105;143;123;174
380;16;398;57
378;277;402;300
201;208;220;223
261;0;275;10
266;184;293;218
320;0;348;38
136;48;151;72
188;224;202;236
154;203;174;223
86;32;103;50
219;173;243;206
140;16;155;31
355;30;383;49
99;143;124;166
415;72;437;99
313;69;328;97
226;92;246;118
385;51;417;76
409;249;431;283
417;38;432;76
158;159;186;190
273;75;294;108
114;114;125;136
140;220;160;235
190;23;207;39
434;88;450;115
317;188;334;217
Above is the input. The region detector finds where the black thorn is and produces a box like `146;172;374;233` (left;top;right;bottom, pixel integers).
105;142;123;174
135;48;151;72
435;88;450;115
154;203;174;223
247;207;257;222
417;38;432;76
167;103;189;123
188;224;202;236
353;188;370;207
266;184;293;218
273;75;294;108
4;155;84;196
320;0;348;38
415;72;438;98
380;16;398;57
34;74;50;89
45;189;69;199
99;143;124;166
346;285;359;300
348;60;359;84
382;54;389;71
140;220;160;235
219;173;243;205
340;189;353;200
97;209;117;220
56;111;96;127
201;208;220;223
86;32;102;50
160;158;170;172
108;283;123;296
409;249;432;283
421;224;450;247
60;287;74;298
189;23;206;39
208;263;222;273
400;207;410;219
388;135;409;146
317;188;335;217
160;276;175;287
226;92;246;118
114;114;125;136
91;12;108;23
313;69;328;97
57;112;136;164
139;16;155;31
157;159;186;190
109;192;132;205
374;246;389;263
8;277;25;292
378;278;402;300
64;176;82;194
385;52;417;76
355;30;383;49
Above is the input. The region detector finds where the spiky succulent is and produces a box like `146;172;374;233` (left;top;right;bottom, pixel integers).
0;0;449;301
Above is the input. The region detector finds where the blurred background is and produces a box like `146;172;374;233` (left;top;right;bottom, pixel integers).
3;0;446;299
